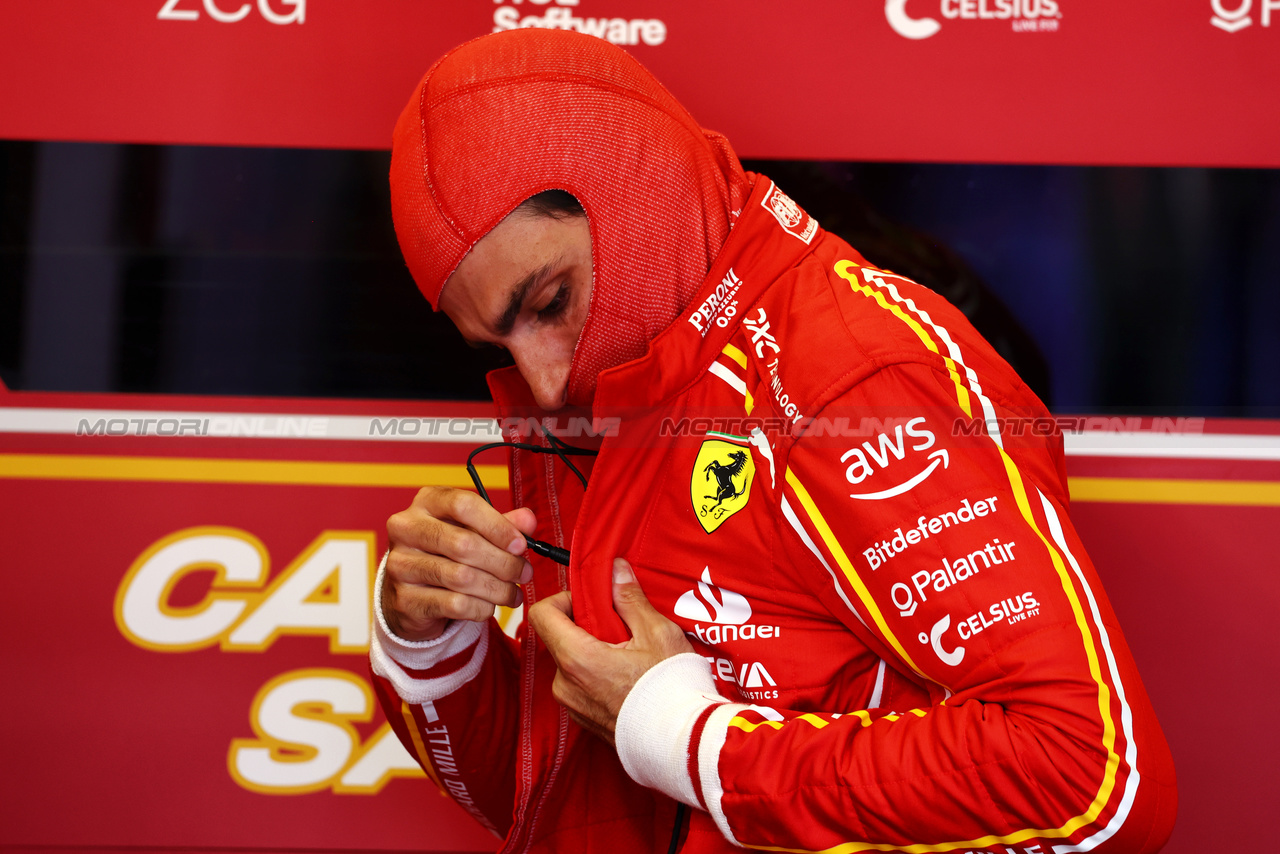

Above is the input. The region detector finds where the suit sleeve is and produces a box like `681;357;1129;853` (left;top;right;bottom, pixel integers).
369;553;520;838
615;362;1176;853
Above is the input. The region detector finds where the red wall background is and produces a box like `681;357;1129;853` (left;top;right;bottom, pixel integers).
1;0;1278;166
2;3;1279;852
2;394;1278;853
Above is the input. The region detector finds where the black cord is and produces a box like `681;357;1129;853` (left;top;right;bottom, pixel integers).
471;428;681;847
493;427;687;843
534;421;591;491
464;429;597;567
667;803;687;854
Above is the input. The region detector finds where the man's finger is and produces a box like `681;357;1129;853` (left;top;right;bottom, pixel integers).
431;487;530;554
417;486;531;559
388;550;523;608
529;592;599;661
610;558;660;630
391;509;527;582
539;589;574;619
504;507;538;538
386;581;497;629
612;558;692;654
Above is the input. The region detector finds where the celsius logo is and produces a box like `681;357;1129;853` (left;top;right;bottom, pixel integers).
918;591;1041;666
675;567;751;625
1211;0;1280;32
885;0;1062;39
885;0;941;38
923;614;965;666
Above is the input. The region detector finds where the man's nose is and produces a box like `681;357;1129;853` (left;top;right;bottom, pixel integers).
512;350;568;412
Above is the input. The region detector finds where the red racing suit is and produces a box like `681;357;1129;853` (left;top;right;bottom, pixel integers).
370;178;1177;853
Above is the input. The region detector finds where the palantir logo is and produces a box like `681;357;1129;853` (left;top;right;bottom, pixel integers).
674;567;752;625
885;0;941;39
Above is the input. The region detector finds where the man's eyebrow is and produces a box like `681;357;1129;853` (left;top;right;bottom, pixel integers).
492;256;563;336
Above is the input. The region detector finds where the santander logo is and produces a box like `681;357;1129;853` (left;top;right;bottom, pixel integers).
674;567;751;625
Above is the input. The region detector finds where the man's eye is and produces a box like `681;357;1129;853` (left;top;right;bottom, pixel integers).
537;286;568;320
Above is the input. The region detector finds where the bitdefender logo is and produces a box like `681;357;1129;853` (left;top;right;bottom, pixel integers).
885;0;1062;39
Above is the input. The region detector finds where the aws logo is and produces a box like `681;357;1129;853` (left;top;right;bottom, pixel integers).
692;432;756;533
842;416;949;501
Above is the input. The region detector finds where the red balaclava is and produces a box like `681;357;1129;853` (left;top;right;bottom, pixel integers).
390;28;752;405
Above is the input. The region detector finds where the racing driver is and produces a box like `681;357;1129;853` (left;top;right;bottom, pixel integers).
370;27;1177;854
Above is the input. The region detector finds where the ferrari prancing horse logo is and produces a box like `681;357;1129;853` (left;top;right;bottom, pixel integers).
692;433;756;534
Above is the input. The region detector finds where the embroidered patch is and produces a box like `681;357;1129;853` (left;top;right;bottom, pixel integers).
761;181;818;245
691;432;756;533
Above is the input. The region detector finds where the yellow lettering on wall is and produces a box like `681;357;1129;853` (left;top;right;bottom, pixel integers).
116;529;376;654
227;668;372;795
114;526;268;652
225;532;375;654
227;669;425;795
333;722;426;794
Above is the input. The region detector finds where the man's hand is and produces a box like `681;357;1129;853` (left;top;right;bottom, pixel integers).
382;486;537;641
528;558;694;744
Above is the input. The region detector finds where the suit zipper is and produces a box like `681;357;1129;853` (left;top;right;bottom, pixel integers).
503;437;572;854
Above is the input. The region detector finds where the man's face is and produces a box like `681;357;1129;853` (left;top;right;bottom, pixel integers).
439;208;593;411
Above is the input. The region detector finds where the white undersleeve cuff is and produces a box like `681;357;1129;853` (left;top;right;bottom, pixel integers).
369;550;488;703
697;702;754;846
615;652;729;809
